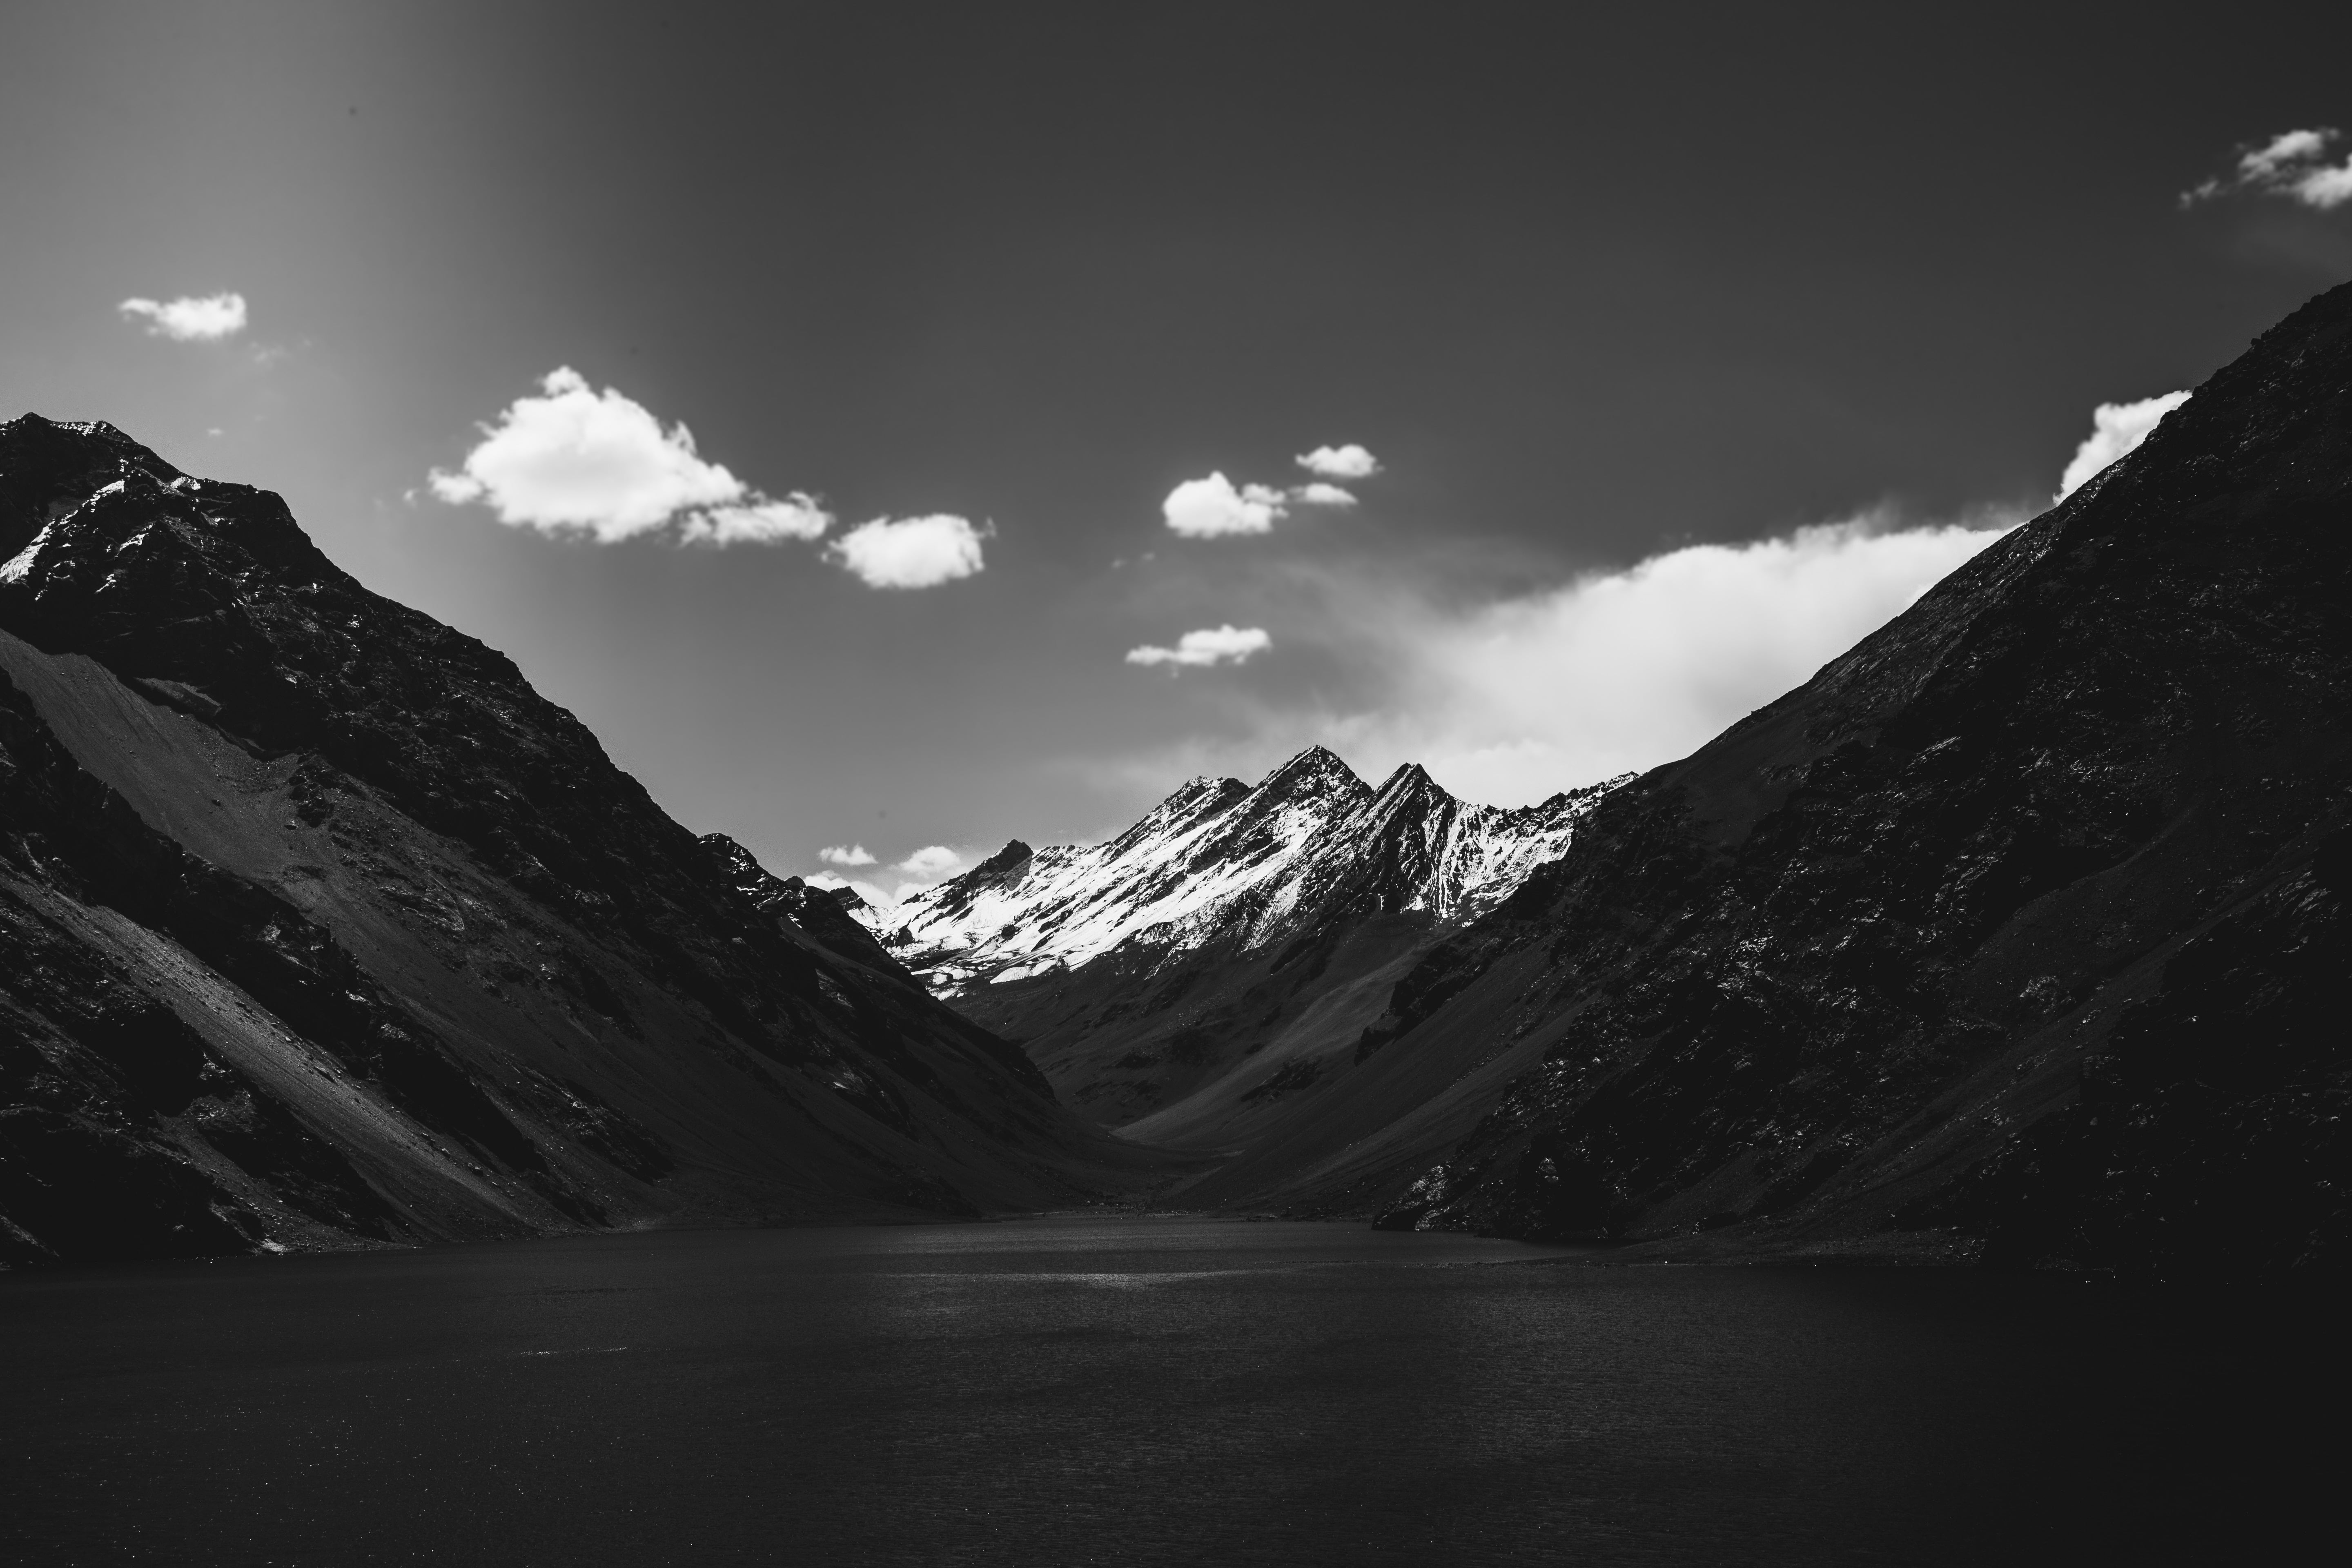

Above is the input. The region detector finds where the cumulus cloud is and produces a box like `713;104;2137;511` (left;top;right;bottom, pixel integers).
825;514;989;589
428;368;834;546
118;292;248;342
2183;127;2352;210
1296;443;1381;479
1164;472;1287;537
2055;390;2192;500
819;844;878;866
897;845;964;875
1126;624;1274;669
1292;481;1357;507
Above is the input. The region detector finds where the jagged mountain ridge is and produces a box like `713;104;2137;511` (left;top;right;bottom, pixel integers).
0;416;1152;1266
1346;282;2352;1272
864;746;1622;1147
872;746;1620;995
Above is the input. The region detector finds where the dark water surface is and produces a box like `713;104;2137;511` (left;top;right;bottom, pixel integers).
1;1216;2339;1566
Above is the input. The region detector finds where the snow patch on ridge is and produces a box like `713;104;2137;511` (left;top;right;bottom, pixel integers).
860;746;1627;997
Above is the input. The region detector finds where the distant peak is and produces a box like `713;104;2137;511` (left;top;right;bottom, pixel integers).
1259;744;1364;793
972;839;1033;878
1372;761;1446;801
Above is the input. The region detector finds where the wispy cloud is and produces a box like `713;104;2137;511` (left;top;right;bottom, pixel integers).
429;368;832;546
1292;481;1357;507
825;514;989;589
1126;624;1273;669
118;292;248;342
1296;443;1381;479
2183;127;2352;210
2055;391;2192;500
819;844;878;866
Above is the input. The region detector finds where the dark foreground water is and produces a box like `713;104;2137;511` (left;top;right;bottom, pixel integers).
1;1216;2339;1566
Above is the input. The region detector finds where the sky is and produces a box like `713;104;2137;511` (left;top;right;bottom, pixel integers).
4;2;2350;901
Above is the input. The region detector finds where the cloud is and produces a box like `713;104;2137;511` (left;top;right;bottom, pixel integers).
1163;472;1287;537
1291;482;1357;507
428;368;833;546
824;513;989;589
2055;390;2191;500
819;844;878;866
1296;443;1381;479
2183;127;2352;210
679;497;832;545
897;845;964;875
1126;624;1274;668
1357;517;2017;803
118;292;248;342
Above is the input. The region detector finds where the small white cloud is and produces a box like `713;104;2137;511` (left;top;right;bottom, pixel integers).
2183;127;2352;210
898;845;963;875
2056;391;2192;500
819;844;878;866
1164;472;1285;537
428;368;831;546
1291;481;1357;507
1296;443;1381;480
679;494;833;545
118;292;248;342
825;513;988;589
1125;624;1273;668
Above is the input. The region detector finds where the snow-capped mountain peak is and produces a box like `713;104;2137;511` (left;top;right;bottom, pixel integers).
863;747;1625;996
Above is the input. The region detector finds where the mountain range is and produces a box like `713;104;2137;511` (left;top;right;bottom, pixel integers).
5;280;2350;1273
859;750;1621;1140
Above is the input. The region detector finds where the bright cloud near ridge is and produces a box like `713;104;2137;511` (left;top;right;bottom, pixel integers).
2183;127;2352;210
819;844;878;866
1296;443;1381;479
810;844;967;908
2056;391;2191;500
428;368;834;546
118;292;248;342
1127;624;1274;669
898;845;964;875
825;514;989;588
1335;516;2018;806
1164;473;1287;537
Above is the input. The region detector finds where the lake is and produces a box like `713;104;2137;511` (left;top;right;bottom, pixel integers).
1;1214;2337;1565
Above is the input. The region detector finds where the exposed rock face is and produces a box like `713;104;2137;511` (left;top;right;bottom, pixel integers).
0;417;1141;1265
869;745;1622;1152
1368;284;2352;1273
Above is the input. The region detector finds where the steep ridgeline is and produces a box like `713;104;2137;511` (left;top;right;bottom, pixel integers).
862;747;1621;1162
1361;283;2352;1274
0;416;1149;1266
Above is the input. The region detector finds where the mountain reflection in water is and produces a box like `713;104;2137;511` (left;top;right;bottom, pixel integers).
1;1216;2336;1566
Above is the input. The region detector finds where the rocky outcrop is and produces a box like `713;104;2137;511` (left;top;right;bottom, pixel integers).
0;417;1148;1265
1368;284;2352;1274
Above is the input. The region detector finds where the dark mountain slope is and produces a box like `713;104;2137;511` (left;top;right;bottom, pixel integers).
1363;283;2352;1272
0;417;1150;1265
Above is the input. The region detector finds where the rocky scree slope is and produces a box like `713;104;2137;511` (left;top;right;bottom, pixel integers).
0;416;1144;1266
1369;283;2352;1273
866;747;1621;1154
